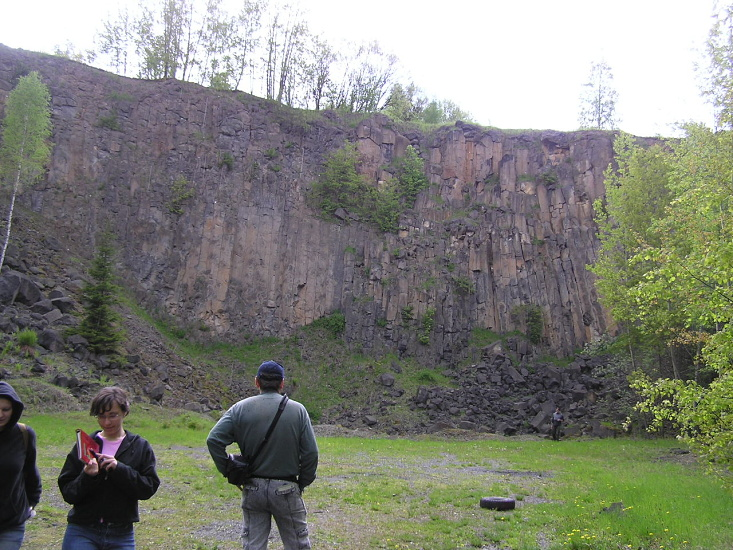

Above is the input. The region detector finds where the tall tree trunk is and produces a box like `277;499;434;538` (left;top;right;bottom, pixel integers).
668;346;681;380
0;166;21;271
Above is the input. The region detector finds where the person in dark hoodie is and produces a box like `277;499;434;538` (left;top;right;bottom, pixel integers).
0;381;42;550
58;386;159;550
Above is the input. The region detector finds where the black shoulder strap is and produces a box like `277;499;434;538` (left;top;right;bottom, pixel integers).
18;423;29;452
249;394;289;464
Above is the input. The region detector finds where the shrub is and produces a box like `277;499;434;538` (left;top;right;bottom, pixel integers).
511;304;544;344
401;305;414;324
541;169;559;185
419;308;435;345
168;175;195;215
218;152;234;171
308;143;428;233
309;312;346;338
15;329;38;356
97;112;121;131
391;145;429;204
414;369;442;383
308;143;374;217
452;275;475;295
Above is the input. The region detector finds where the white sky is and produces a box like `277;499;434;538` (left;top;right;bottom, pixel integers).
0;0;719;137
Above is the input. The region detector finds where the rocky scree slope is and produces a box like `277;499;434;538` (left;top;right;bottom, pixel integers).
0;209;251;411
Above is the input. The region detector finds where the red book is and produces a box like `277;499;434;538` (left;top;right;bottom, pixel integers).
76;429;100;464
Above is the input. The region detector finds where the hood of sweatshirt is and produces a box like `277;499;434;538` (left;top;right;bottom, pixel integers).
0;381;24;428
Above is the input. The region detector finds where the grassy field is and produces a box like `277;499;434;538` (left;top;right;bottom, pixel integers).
21;408;733;550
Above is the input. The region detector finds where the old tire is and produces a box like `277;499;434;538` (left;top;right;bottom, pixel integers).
480;497;515;511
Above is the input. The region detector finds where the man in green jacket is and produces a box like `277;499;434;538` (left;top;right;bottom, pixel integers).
207;360;319;550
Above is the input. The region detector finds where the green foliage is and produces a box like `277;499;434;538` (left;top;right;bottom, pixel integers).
629;370;733;485
97;112;121;131
419;276;436;291
382;82;474;125
578;60;619;130
382;82;426;122
389;145;429;205
15;328;38;357
167;174;195;215
308;143;429;233
418;307;435;345
209;72;232;91
309;311;346;338
218;152;234;171
703;4;733;128
511;304;543;344
15;328;38;348
400;305;414;324
421;98;473;125
469;327;502;347
590;133;678;357
264;147;278;160
540;168;558;185
0;71;52;269
0;71;52;186
451;275;475;295
1;340;18;358
92;0;481;122
412;368;446;384
308;142;371;215
78;233;125;355
588;45;733;476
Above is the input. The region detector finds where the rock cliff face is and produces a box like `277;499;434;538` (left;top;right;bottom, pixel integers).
0;44;615;362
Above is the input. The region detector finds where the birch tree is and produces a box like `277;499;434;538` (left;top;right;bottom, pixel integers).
578;60;619;130
263;4;308;104
0;72;52;271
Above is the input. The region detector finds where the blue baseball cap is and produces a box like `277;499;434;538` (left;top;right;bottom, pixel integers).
256;360;285;380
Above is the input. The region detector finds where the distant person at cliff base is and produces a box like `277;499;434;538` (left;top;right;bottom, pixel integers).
207;360;319;550
551;407;564;441
0;381;41;550
58;386;160;550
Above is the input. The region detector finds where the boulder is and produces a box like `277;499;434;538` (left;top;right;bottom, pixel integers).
37;328;65;352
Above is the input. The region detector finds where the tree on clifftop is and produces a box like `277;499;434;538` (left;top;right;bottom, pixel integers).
578;60;619;130
0;71;52;271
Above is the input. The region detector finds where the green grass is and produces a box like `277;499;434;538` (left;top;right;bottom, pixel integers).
20;409;733;549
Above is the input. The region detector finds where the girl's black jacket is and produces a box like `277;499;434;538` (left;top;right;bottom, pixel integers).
0;381;42;531
58;430;160;525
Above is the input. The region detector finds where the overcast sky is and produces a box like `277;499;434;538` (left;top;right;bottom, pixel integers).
0;0;719;137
